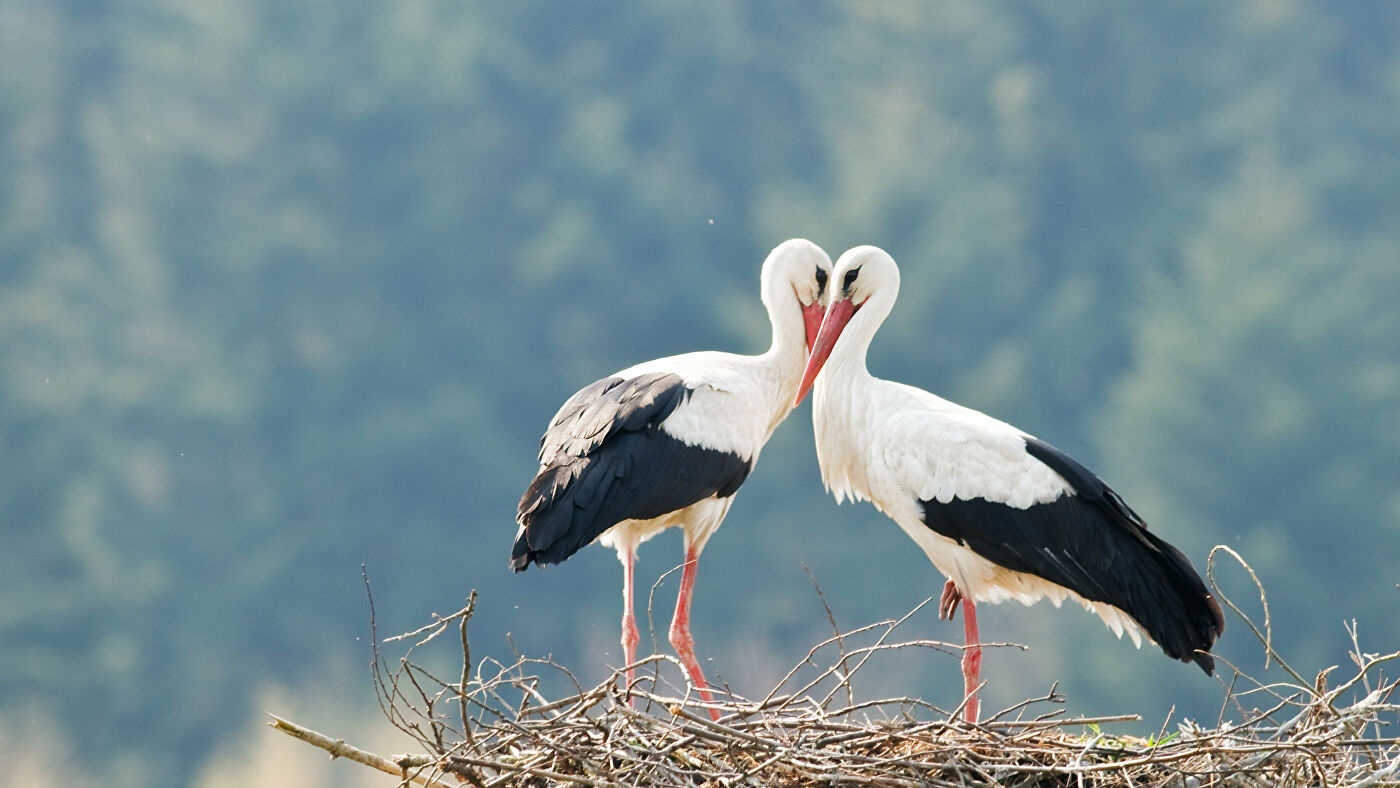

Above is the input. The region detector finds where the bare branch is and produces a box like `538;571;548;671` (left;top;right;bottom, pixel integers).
266;714;453;787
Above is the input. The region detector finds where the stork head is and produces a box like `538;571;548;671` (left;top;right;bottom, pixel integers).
760;238;834;352
794;246;901;405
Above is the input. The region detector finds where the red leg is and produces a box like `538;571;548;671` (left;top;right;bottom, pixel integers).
669;546;720;721
620;548;640;701
961;597;982;724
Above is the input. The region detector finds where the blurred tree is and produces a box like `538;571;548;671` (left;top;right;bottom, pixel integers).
1099;150;1400;667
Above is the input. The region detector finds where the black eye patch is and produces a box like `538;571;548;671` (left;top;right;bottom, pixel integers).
815;267;828;292
843;267;861;290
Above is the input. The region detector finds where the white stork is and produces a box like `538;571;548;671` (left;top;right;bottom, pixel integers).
795;246;1224;723
513;239;833;718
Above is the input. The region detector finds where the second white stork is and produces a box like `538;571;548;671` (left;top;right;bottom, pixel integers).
513;239;833;718
795;246;1224;723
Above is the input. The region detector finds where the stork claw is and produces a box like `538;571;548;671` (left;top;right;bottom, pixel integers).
939;579;962;621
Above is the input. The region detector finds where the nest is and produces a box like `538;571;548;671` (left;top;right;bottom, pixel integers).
272;549;1400;787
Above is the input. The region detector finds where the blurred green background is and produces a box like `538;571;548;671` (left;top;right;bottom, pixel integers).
3;2;1398;785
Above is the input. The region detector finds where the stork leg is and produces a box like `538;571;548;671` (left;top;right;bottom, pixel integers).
620;547;640;700
961;597;982;724
939;579;981;723
669;545;721;721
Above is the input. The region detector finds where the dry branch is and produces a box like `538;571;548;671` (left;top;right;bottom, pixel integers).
267;714;454;787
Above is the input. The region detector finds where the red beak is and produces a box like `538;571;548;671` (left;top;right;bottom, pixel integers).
794;298;859;406
801;302;825;352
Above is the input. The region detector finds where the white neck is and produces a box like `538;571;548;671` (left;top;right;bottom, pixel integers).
724;283;808;440
765;297;808;363
810;287;897;499
755;276;811;394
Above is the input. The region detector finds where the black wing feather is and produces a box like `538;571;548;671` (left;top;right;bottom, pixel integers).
512;372;752;571
920;437;1225;673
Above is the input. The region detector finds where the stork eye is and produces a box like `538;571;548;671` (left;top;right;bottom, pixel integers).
843;267;861;290
814;267;828;293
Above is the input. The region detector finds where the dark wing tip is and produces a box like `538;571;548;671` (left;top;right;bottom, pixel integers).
1163;573;1226;675
1189;591;1227;675
1192;649;1216;675
1206;592;1227;637
509;527;538;573
1173;589;1225;674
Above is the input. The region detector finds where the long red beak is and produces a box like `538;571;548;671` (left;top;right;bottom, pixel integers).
794;298;859;406
801;302;824;352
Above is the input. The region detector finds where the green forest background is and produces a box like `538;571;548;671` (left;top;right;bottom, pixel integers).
3;2;1398;785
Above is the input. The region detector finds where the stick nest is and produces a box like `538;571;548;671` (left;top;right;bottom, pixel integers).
272;548;1400;787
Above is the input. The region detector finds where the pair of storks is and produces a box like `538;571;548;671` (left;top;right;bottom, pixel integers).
512;240;1224;723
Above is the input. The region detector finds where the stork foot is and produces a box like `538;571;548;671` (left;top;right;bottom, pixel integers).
939;579;962;621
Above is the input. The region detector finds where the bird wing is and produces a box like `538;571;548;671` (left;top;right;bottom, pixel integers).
513;370;754;570
867;382;1224;672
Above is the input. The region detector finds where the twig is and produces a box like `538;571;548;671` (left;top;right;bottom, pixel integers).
804;563;855;712
458;590;478;749
266;714;453;787
1209;544;1310;687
